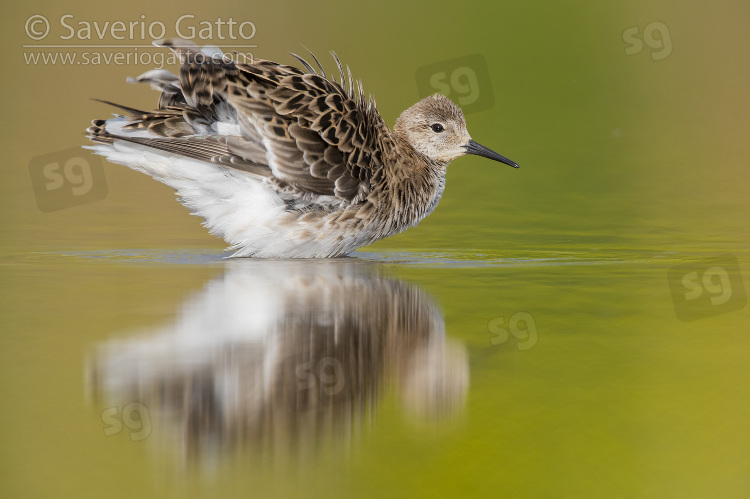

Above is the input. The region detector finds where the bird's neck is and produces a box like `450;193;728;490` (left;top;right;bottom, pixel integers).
379;132;448;230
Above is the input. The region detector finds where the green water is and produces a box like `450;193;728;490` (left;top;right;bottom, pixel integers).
3;1;750;498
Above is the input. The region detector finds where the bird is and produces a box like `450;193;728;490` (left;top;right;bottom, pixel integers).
86;39;519;258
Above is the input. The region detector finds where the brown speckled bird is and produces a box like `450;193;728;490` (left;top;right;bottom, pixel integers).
86;39;519;257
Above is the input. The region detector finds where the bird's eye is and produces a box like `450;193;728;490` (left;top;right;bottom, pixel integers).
430;123;445;133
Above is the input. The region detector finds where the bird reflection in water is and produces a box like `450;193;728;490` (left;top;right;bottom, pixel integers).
89;260;468;461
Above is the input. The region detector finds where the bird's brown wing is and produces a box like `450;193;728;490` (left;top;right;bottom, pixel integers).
224;47;391;202
87;39;389;204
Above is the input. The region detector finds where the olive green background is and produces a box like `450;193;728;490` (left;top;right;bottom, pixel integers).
2;1;749;498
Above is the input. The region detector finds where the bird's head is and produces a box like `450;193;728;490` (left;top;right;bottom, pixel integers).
394;94;519;168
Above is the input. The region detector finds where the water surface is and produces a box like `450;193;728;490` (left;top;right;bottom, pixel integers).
3;1;750;497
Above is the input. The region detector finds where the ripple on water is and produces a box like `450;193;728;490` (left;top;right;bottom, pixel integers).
0;247;712;270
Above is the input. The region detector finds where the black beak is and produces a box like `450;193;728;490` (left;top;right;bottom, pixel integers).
464;140;519;168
